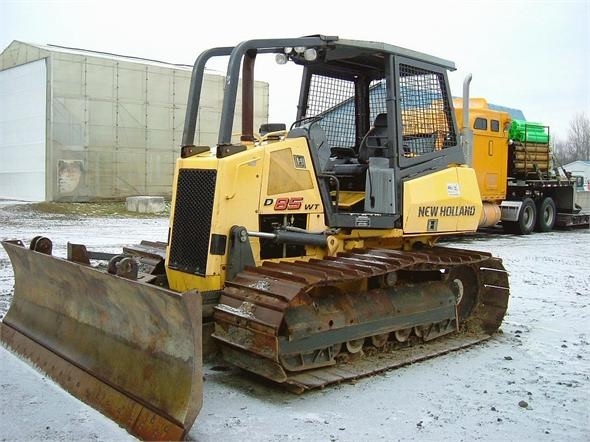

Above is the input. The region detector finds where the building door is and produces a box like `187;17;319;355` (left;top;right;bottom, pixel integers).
0;59;47;201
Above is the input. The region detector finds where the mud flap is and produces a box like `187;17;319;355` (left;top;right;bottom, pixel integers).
0;240;202;441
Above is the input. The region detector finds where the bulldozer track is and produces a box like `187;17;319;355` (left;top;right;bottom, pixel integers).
213;246;509;391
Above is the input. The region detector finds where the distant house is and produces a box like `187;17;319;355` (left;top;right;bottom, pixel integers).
0;41;269;202
563;160;590;191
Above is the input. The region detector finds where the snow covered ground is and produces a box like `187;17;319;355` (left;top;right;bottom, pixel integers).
0;202;588;442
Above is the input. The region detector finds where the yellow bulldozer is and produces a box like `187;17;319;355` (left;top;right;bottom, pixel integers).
1;35;510;440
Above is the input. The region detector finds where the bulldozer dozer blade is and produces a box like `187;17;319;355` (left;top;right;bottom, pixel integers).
0;240;202;441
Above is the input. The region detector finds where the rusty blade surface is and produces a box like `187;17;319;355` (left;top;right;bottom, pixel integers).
0;240;203;441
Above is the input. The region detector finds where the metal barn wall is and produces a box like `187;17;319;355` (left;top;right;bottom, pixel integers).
0;41;270;202
49;52;196;200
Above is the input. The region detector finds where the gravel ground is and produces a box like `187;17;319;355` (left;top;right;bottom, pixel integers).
0;201;588;442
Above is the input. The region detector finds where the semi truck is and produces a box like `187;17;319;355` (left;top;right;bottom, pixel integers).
454;92;589;234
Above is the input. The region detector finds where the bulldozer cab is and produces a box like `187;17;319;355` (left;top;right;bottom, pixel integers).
181;35;466;230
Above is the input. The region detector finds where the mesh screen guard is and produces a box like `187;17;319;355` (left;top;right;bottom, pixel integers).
399;64;457;156
302;62;456;159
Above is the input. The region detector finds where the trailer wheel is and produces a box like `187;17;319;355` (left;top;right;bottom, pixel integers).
503;197;536;235
535;197;556;232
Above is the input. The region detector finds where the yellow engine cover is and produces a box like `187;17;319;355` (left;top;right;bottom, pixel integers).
403;166;482;234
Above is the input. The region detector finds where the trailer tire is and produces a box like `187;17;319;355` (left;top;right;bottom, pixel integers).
535;197;556;232
503;197;536;235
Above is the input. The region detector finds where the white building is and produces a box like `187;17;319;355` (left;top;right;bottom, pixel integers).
563;160;590;191
0;41;269;202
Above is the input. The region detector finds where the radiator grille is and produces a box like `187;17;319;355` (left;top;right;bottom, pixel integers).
168;169;216;276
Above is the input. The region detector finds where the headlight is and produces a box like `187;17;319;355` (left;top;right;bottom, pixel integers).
275;53;288;65
303;48;318;61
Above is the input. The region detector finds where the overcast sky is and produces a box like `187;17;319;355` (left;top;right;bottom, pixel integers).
1;0;588;141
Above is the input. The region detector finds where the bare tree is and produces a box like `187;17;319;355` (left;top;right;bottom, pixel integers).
552;138;568;166
567;112;590;160
553;112;590;164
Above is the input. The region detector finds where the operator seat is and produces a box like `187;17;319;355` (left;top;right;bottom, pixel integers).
358;113;389;164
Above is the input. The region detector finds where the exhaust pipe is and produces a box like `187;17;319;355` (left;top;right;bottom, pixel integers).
461;73;473;166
